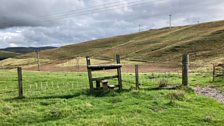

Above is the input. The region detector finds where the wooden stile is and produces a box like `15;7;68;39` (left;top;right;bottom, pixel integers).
86;55;123;94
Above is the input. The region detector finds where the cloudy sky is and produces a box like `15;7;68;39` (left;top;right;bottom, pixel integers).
0;0;224;48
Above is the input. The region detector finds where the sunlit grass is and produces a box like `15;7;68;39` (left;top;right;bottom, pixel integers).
0;70;224;125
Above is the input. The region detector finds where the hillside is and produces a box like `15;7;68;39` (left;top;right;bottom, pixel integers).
0;47;56;54
0;50;18;60
18;20;224;64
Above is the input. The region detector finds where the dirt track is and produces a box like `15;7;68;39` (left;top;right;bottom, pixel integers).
25;63;181;73
194;87;224;103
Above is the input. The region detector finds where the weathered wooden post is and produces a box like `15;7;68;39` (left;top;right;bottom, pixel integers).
116;54;122;90
35;49;40;71
135;64;139;90
213;64;216;82
182;54;189;86
102;80;109;91
222;65;224;80
86;56;94;95
76;56;80;72
17;67;24;98
96;80;101;89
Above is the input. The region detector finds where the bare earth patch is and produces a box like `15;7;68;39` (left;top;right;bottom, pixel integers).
25;63;181;73
194;87;224;103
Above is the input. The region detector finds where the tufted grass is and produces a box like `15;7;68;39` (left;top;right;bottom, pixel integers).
0;70;224;126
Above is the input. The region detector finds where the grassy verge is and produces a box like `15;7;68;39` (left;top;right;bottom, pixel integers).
0;70;224;126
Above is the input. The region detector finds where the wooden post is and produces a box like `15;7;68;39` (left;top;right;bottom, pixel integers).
86;56;94;95
182;54;189;86
17;67;24;98
213;64;215;82
222;66;224;80
102;80;109;91
116;54;122;90
35;50;40;71
76;57;80;72
96;80;101;89
135;64;139;90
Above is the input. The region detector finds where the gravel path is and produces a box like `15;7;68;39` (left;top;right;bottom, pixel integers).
194;87;224;103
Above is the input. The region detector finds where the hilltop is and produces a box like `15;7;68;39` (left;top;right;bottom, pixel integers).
19;20;224;64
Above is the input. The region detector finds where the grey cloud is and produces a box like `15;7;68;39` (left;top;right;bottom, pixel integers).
0;0;86;28
0;0;224;48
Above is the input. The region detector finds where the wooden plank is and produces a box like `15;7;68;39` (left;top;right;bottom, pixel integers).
182;54;189;86
116;54;122;90
88;64;122;71
86;56;94;95
92;75;119;81
17;67;24;98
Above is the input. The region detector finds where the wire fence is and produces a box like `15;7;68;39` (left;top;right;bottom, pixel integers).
0;61;223;99
0;69;89;98
122;72;182;90
0;69;18;99
121;63;219;89
23;71;89;98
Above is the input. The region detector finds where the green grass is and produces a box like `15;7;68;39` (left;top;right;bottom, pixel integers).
0;70;224;126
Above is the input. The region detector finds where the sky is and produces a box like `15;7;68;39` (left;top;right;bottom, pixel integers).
0;0;224;48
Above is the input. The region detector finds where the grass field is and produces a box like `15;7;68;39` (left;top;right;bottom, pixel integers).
0;70;224;126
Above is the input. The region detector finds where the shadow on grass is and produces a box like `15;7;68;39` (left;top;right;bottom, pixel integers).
93;88;132;97
4;85;190;101
31;93;86;99
4;90;90;101
4;89;131;101
145;85;180;91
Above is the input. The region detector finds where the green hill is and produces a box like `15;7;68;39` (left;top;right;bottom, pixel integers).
1;47;56;54
0;50;18;60
20;20;224;64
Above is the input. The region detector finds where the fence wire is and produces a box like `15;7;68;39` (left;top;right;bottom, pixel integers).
0;61;223;99
22;71;89;98
0;69;18;99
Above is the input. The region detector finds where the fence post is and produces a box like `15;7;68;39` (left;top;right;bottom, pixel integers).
213;64;215;82
75;56;80;72
17;67;24;98
135;64;139;90
222;66;224;80
86;56;94;95
182;54;189;86
116;54;122;90
35;50;40;71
